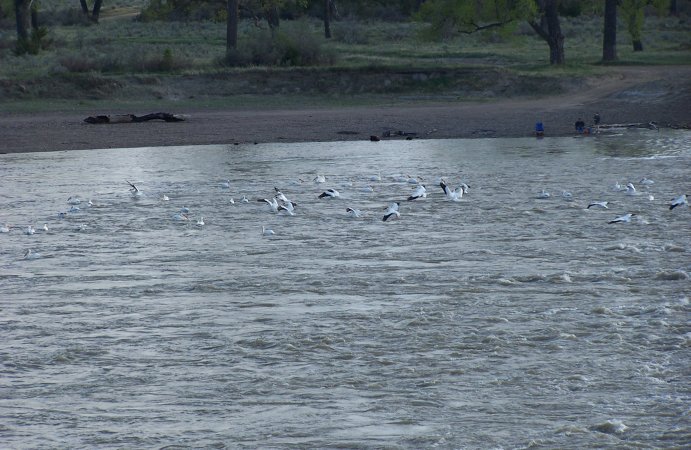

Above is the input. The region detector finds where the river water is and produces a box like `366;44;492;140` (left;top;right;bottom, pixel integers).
1;131;689;449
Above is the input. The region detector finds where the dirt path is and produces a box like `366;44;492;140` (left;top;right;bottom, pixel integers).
1;66;689;154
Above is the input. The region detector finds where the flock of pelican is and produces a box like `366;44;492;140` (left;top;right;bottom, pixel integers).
1;169;687;260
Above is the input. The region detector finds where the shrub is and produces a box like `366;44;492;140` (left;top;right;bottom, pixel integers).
41;8;93;26
15;26;50;55
59;48;191;74
332;19;370;45
225;27;333;67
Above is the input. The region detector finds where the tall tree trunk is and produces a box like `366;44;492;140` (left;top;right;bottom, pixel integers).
669;0;678;15
30;2;38;29
603;0;618;62
92;0;103;23
14;0;30;41
632;40;643;51
226;0;239;52
544;0;564;64
324;0;331;39
528;0;564;65
267;6;280;37
80;0;89;15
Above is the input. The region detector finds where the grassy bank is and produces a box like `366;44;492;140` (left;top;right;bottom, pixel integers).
0;8;689;113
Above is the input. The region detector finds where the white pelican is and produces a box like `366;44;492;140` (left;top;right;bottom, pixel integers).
609;213;635;224
67;196;81;205
440;180;463;201
126;180;144;198
383;202;400;222
241;195;249;203
262;226;275;236
562;191;573;200
278;201;297;216
196;217;205;226
0;223;10;233
313;175;326;183
274;187;289;203
258;197;279;213
640;177;654;186
407;184;427;201
587;201;609;209
220;180;231;189
670;194;688;210
346;207;362;218
25;225;35;235
42;223;49;232
625;183;636;196
319;189;340;199
161;194;170;201
229;197;235;204
536;189;551;199
23;249;41;260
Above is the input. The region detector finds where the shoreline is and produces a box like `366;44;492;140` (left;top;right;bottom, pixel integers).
1;66;690;154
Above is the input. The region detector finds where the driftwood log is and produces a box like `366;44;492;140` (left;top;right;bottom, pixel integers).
597;122;659;130
84;112;187;124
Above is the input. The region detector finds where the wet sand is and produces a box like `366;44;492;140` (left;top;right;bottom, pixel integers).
1;66;689;153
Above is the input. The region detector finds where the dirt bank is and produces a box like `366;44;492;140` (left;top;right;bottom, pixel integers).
1;66;689;154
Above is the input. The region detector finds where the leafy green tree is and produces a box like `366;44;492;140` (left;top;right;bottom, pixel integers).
243;0;308;34
12;0;46;54
417;0;568;65
620;0;669;51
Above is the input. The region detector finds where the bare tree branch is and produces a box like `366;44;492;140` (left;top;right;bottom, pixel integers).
458;20;512;34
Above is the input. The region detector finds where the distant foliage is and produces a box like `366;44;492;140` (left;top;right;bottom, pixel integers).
15;27;50;55
225;26;333;66
41;9;95;26
331;19;370;44
58;47;191;73
140;0;227;22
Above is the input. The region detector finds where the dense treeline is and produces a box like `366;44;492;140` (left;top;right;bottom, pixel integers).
0;0;688;64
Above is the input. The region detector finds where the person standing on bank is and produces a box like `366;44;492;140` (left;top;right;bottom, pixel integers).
535;121;544;137
575;117;585;133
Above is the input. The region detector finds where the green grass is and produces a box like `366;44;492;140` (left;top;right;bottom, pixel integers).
0;10;689;112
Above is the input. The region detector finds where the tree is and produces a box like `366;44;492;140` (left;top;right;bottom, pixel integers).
669;0;677;15
602;0;617;61
92;0;103;22
324;0;331;38
620;0;669;51
227;0;239;52
528;0;564;64
14;0;30;42
80;0;104;22
417;0;568;65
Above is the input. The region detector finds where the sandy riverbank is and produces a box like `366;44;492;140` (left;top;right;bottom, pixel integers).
1;66;689;154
